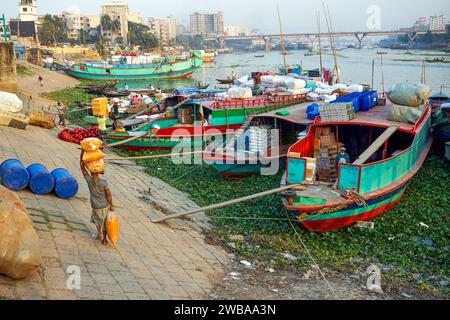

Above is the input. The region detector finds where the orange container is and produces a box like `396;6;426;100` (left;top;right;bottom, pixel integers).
82;149;105;163
81;138;103;152
106;211;119;246
92;98;108;117
86;159;105;174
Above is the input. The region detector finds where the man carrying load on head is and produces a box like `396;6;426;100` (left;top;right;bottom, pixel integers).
80;145;114;245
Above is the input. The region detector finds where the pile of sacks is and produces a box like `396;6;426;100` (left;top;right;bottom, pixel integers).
0;91;30;130
387;82;431;124
307;82;365;103
81;138;105;174
0;185;42;279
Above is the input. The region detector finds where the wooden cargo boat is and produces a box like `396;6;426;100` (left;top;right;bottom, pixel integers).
203;103;312;177
107;94;308;151
56;57;202;81
280;102;432;232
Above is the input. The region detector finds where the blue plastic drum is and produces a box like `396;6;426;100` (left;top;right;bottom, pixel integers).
51;168;79;199
0;159;30;191
27;164;55;195
359;92;372;112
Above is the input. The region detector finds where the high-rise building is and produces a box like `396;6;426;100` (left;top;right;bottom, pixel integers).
62;12;100;40
413;17;428;32
148;16;177;44
101;1;129;42
19;0;38;23
127;12;144;25
190;12;224;36
429;15;446;31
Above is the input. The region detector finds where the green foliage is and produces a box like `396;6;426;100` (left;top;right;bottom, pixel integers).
125;148;449;295
128;22;159;49
176;34;206;49
42;84;95;127
16;63;34;76
37;14;68;45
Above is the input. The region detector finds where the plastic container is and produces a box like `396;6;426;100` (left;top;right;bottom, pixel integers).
0;159;30;191
92;98;108;117
27;163;55;195
51;168;79;199
359;92;372;112
369;90;378;108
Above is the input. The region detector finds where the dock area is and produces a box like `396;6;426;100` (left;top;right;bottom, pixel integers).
0;124;227;300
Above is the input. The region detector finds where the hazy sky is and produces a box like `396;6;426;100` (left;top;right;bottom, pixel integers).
4;0;450;33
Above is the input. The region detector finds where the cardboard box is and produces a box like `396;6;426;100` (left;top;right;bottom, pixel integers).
320;133;336;147
322;127;332;135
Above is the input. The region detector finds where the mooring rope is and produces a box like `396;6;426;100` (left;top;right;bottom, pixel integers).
283;208;341;300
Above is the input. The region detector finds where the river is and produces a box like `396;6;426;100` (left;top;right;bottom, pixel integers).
116;48;450;94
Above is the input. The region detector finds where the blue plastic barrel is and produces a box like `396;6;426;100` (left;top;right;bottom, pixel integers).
27;164;55;195
369;91;378;108
51;168;79;199
0;159;30;191
359;92;372;112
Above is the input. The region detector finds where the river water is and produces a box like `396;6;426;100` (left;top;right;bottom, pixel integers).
117;49;450;95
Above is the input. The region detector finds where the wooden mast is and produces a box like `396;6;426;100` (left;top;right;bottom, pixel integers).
322;2;340;83
316;11;324;80
277;5;288;75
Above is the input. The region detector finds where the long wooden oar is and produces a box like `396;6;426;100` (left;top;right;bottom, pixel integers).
105;130;151;148
150;184;304;223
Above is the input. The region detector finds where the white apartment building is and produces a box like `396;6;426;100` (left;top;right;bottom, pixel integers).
429;15;446;31
62;12;100;39
127;12;144;25
148;16;177;44
101;1;129;42
224;25;252;37
190;12;224;36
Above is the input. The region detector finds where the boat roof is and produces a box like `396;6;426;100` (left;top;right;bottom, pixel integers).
320;101;417;132
251;102;313;125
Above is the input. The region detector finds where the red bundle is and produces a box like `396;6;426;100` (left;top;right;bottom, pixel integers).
58;126;100;144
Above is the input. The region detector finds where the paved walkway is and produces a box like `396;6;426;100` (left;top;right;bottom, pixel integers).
0;125;228;300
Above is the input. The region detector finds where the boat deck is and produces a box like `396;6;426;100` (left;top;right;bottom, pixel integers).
323;101;416;132
252;101;313;124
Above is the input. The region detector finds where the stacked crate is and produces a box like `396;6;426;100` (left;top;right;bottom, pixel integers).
248;125;272;155
319;102;355;122
313;127;345;182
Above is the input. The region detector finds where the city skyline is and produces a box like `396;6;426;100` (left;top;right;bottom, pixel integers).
3;0;450;34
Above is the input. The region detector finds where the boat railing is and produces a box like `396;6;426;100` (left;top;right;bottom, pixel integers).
337;111;431;194
212;94;307;110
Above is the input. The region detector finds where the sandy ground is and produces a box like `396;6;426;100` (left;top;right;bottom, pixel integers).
17;61;79;96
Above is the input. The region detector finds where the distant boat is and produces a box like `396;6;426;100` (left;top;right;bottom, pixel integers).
377;51;388;54
254;54;265;58
216;78;235;85
304;52;315;56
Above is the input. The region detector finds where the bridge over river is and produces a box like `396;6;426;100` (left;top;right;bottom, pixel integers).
205;30;447;49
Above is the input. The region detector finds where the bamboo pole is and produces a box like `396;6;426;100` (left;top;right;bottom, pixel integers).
379;52;385;95
150;184;305;223
277;5;288;74
322;2;340;83
371;59;375;89
316;11;324;79
105;151;204;161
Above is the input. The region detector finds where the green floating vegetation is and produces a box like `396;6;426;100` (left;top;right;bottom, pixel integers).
128;148;449;296
42;83;95;127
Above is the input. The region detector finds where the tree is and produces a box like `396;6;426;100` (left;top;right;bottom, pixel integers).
99;14;121;44
128;22;159;49
38;14;68;45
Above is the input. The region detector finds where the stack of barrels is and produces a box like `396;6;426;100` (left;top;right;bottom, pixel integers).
0;159;78;199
